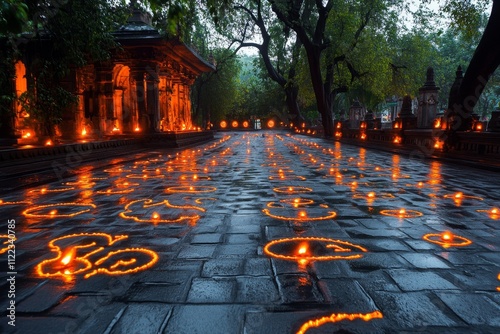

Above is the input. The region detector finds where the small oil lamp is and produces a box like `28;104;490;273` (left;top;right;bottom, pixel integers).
441;231;454;242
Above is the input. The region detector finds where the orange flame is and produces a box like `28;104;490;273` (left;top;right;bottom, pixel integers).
296;310;383;334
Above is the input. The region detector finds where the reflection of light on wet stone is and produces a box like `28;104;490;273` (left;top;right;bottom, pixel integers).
423;231;472;248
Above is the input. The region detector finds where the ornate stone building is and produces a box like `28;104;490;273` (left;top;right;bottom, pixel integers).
8;6;214;143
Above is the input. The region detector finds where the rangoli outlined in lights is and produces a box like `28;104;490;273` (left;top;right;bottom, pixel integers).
476;207;500;219
264;237;368;265
380;208;423;218
296;310;383;334
23;203;97;218
35;233;158;279
443;192;483;202
263;200;337;221
166;186;217;193
423;231;472;248
119;199;204;223
1;235;16;255
28;187;75;194
273;186;313;194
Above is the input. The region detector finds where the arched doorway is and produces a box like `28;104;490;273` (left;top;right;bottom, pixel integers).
113;64;137;133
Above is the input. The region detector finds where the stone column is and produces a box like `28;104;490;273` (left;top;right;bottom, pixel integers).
131;69;147;132
96;66;114;135
145;69;160;133
417;67;440;128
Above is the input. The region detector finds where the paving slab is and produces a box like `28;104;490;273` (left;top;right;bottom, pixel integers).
1;130;500;333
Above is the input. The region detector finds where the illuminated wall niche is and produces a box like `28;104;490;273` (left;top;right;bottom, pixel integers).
36;233;158;279
296;310;383;334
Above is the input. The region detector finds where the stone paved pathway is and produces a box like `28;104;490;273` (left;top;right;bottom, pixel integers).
1;131;499;334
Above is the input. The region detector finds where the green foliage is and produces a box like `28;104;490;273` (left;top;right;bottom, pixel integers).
0;0;29;34
192;48;240;124
18;62;78;137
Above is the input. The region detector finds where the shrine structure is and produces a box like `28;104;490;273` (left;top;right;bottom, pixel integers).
5;4;214;144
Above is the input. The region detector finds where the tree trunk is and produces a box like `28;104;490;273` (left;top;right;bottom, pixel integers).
305;45;333;137
448;0;500;131
284;84;304;124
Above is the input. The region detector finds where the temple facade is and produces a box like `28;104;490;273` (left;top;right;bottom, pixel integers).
8;7;214;144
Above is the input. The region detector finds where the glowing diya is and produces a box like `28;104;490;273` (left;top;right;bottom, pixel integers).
264;237;368;264
423;231;472;248
444;192;483;201
166;186;217;193
96;188;135;195
273;186;313;194
28;187;74;194
35;233;158;279
380;208;423;218
263;201;337;221
476;207;500;219
23;203;96;218
119;199;204;223
296;310;383;334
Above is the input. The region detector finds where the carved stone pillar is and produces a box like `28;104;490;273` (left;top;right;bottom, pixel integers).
96;66;114;135
131;69;147;132
417;67;440;129
145;69;160;133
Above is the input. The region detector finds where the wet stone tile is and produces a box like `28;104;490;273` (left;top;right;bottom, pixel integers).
201;258;244;277
235;277;280;303
373;291;461;329
399;252;451;269
387;270;458;291
177;245;216;259
164;305;244;334
191;233;222;244
111;303;171;334
437;292;500;326
186;278;235;303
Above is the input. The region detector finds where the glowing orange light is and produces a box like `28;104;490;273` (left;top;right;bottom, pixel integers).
360;133;366;140
434;119;441;129
134;126;141;132
475;122;483;131
112;126;120;133
36;233;158;279
434;140;444;149
444;192;483;201
296;310;383;334
220;120;227;129
0;235;16;255
267;120;275;128
81;127;87;136
273;186;313;194
152;212;160;220
393;136;401;144
119;199;203;224
380;208;423;218
242;121;249;128
232;120;239;128
423;231;472;248
336;122;341;129
264;237;368;263
166;185;217;193
335;131;342;138
23;203;96;218
45;139;53;146
367;192;375;198
61;248;75;265
418;182;424;187
477;207;500;219
22;131;32;139
299;211;307;218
